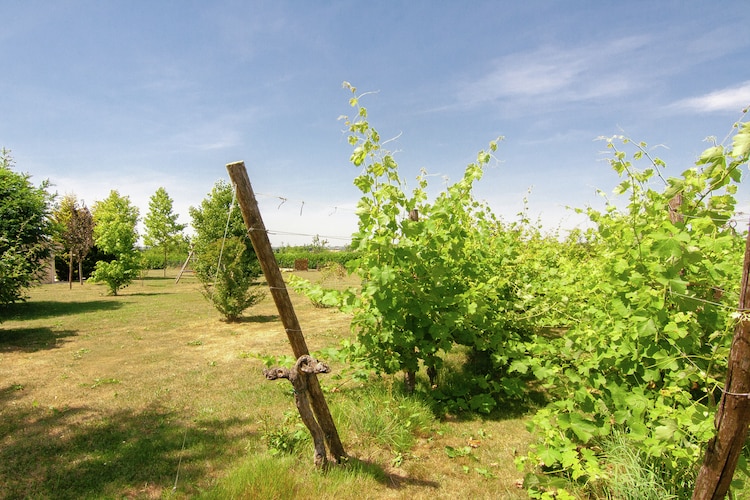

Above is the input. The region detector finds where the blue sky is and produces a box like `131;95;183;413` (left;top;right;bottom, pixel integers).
2;1;749;246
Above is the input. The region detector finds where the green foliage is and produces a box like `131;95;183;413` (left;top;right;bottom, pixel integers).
189;180;263;321
336;83;526;384
91;256;142;296
90;190;141;295
274;249;358;269
143;187;187;275
294;85;564;407
91;190;140;256
189;180;246;245
140;243;190;270
516;124;748;495
52;194;94;286
0;148;55;307
335;383;436;454
288;86;749;493
287;264;357;309
198;237;265;322
260;411;310;457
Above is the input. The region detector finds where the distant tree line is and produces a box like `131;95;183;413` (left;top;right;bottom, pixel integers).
0;149;357;321
0;149;189;303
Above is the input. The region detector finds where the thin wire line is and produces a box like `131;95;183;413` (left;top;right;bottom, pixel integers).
213;185;238;288
172;427;188;493
251;189;750;231
247;226;353;242
719;387;750;398
668;290;750;312
267;229;352;241
255;192;357;213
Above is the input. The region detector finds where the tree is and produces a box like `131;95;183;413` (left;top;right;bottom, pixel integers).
0;148;54;308
90;190;141;295
144;187;186;276
53;194;94;288
189;180;263;321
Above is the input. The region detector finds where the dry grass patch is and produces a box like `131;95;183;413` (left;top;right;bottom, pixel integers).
0;269;534;499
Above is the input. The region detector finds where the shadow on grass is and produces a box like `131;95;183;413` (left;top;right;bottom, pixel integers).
0;384;26;405
342;456;440;490
235;314;279;324
403;361;548;423
0;327;78;352
1;300;123;321
0;403;254;499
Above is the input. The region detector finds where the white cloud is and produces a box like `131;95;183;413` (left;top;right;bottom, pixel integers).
671;81;750;113
457;36;650;107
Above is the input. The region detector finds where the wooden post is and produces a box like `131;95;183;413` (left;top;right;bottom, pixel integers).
226;161;347;463
263;355;332;467
692;222;750;499
175;249;194;284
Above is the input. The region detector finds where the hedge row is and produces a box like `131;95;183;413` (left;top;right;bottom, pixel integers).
273;250;359;270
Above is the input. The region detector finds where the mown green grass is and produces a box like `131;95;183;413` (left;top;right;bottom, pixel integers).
0;270;534;499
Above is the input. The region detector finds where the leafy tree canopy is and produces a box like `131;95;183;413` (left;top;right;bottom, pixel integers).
92;190;139;255
0;148;54;307
189;180;247;245
144;187;186;274
52;194;94;287
189;180;263;321
90;190;140;295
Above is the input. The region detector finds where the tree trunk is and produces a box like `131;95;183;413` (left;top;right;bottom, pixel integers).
68;253;74;289
404;370;416;394
692;223;750;499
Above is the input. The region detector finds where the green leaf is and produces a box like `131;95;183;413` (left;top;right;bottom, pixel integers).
628;421;649;441
652;236;683;260
469;393;496;414
508;359;529;374
635;316;657;337
569;413;598;443
653;419;677;442
697;145;724;166
351;146;366;166
732;121;750;158
536;447;562;467
353;175;373;193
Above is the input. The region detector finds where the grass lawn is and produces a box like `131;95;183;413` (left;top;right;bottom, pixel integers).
0;270;534;499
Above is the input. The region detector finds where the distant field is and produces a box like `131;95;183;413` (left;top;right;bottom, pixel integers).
0;270;533;499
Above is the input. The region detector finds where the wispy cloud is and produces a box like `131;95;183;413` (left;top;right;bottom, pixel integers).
671;81;750;113
456;36;651;107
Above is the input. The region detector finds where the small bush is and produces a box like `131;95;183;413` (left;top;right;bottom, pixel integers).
260;412;310;457
195;237;264;322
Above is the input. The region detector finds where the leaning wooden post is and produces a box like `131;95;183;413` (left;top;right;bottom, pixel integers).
226;161;347;463
692;221;750;499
